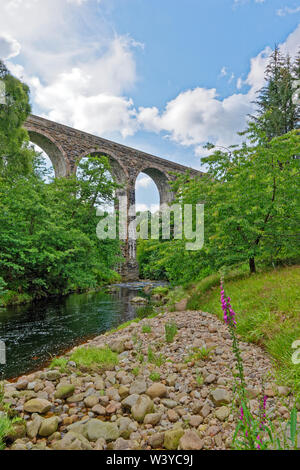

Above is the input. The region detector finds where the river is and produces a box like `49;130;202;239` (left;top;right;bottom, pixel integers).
0;282;165;380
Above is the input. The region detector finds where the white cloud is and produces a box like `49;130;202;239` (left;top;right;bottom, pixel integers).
136;175;152;189
1;0;141;139
0;34;21;59
138;24;300;157
277;6;300;16
220;66;227;77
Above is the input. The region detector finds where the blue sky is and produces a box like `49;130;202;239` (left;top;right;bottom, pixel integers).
0;0;299;209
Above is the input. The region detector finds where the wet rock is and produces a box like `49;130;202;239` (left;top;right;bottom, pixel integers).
131;297;147;304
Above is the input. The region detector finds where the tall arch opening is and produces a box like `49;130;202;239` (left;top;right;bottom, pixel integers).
76;151;128;214
30;143;55;182
136;167;174;209
135;172;160;214
27;130;68;178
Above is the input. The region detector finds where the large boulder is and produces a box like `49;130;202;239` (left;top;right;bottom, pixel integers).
130;297;147;304
23;398;52;414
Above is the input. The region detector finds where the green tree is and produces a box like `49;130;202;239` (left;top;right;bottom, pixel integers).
247;47;300;140
0;60;33;177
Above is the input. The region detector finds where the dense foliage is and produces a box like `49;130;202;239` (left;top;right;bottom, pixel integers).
0;61;122;305
138;48;300;285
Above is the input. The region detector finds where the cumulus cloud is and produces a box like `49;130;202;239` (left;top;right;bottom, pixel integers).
137;24;300;157
0;34;21;59
1;0;141;139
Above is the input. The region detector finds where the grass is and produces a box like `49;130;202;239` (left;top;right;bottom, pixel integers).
0;415;14;450
149;372;161;382
69;346;119;369
165;321;178;343
107;318;141;334
152;286;169;296
136;304;156;319
147;347;166;367
186;346;213;363
187;265;300;392
49;357;69;372
142;324;152;334
132;367;140;376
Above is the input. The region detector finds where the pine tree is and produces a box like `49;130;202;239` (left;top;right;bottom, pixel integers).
248;46;300;139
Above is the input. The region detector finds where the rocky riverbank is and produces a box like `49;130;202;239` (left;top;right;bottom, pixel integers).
1;309;298;451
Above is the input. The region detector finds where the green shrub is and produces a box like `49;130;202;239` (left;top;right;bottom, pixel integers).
142;324;152;334
70;346;118;369
152;286;169;296
0;415;14;450
136;304;155;319
149;372;161;382
132;367;140;377
165;321;178;343
186;347;213;363
49;357;69;372
147;347;165;367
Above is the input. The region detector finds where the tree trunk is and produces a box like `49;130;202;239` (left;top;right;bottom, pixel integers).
249;257;256;274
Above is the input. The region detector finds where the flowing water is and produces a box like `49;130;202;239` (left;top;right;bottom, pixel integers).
0;282;165;380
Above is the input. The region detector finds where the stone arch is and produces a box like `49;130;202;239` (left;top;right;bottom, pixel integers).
76;149;128;186
26;128;68;177
137;167;174;206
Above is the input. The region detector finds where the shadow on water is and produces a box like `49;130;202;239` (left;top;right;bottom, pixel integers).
0;282;165;380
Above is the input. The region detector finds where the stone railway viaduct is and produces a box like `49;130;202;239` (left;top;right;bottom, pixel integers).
24;115;203;280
